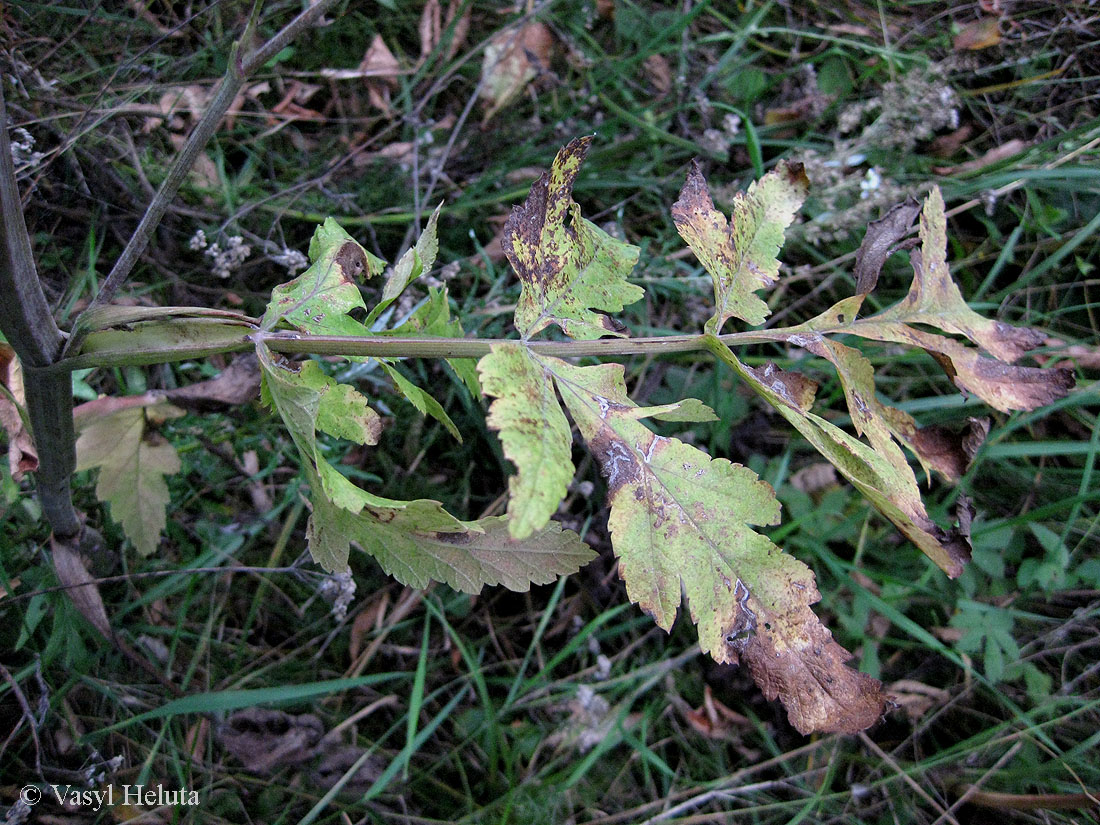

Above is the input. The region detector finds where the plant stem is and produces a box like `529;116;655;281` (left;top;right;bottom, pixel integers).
0;82;81;537
47;324;783;373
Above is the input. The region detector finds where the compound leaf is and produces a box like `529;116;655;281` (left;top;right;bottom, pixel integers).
504;136;644;340
672;159;808;333
75;403;183;557
549;356;885;734
478;343;573;539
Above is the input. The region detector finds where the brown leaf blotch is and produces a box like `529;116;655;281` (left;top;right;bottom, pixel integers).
334;241;369;282
905;416;989;482
590;430;642;495
748;363;818;411
740;621;886;735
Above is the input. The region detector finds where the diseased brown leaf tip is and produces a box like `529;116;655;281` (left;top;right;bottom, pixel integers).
904;417;989;482
854;196;921;295
673;158;808;331
723;578;886;735
503;137;642;340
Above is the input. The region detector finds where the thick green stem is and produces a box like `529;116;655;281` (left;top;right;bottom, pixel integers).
45;323;783;374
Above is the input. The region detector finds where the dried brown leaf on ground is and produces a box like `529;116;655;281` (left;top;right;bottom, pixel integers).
359;34;403;115
643;54;672;96
219;709;324;774
0;343;36;480
271;80;325;122
887;679;950;723
162;353;261;409
51;538;111;639
933;139;1029;175
954;18;1002;51
684;684;751;739
479;22;555;124
419;0;470;64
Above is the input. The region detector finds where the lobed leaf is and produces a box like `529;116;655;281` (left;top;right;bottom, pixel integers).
548;356;885;734
75;403;183;557
261;219;384;335
315;501;595;594
874;188;1046;363
778;189;1075;415
672;159;808;333
774;305;989;484
258;344;594;586
504;136;644;340
478;343;574;539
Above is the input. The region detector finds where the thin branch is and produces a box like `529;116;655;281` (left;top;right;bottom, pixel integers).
72;0;344;329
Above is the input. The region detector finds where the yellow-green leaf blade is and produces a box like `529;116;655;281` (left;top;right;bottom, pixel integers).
478;343;573;539
672;159;808;333
706;336;973;578
549;356;884;734
75;405;183;557
347;514;595;594
261;218;384;334
504;137;644;340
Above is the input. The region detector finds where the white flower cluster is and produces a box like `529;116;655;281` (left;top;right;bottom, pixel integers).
318;569;356;622
8;127;45;177
270;247;309;274
187;229;251;278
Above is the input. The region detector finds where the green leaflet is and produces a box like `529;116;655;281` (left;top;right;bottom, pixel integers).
364;204;443;328
380;362;461;441
503;136;644;340
263;216;469;439
313;505;595;594
672;159;808;333
379;288;480;395
75;403;183;557
261;218;385;335
478;343;574;539
547;356;885;735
